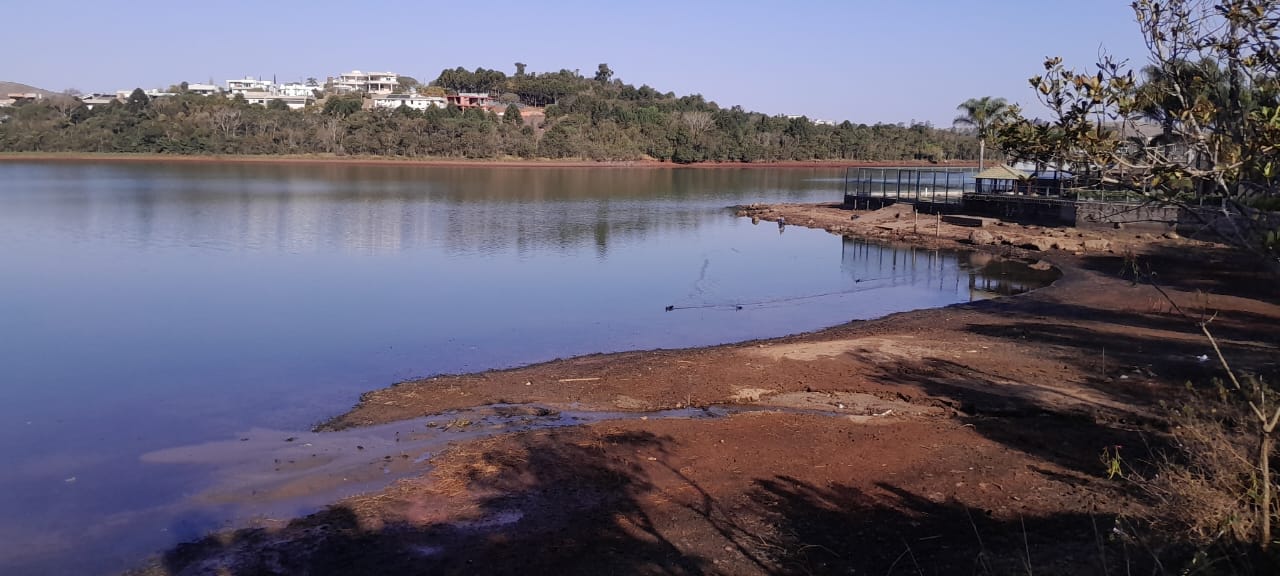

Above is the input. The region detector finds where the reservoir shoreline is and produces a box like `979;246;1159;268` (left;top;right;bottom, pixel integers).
129;204;1280;575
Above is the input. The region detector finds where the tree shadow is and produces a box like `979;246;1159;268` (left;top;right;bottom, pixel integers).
864;354;1156;478
963;248;1280;401
1076;243;1280;304
745;476;1163;576
142;429;711;576
135;422;1187;576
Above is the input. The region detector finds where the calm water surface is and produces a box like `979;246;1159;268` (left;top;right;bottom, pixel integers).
0;162;1054;574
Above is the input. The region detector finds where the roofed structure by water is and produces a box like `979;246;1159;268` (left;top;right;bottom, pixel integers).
974;165;1029;181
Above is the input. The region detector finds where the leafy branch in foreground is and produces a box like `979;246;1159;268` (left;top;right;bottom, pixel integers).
995;0;1280;259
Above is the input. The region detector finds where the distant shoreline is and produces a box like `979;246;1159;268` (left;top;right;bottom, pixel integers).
0;152;976;170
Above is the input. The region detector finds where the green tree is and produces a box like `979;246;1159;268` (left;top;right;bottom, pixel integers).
1134;59;1228;141
125;88;150;113
514;62;527;77
953;96;1010;170
0;62;982;166
999;3;1280;554
397;76;419;92
998;0;1279;256
503;103;523;126
594;63;614;84
322;96;361;117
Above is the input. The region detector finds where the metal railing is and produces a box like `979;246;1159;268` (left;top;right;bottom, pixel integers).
843;167;977;206
1068;188;1152;204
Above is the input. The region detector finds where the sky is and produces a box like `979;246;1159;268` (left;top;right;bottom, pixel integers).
8;0;1149;126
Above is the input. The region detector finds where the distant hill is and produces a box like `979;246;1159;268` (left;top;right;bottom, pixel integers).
0;68;983;163
0;81;56;96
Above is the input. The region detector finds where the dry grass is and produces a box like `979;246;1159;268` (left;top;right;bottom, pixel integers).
1148;389;1262;544
428;436;528;496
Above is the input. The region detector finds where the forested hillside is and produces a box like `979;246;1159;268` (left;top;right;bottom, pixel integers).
0;65;979;163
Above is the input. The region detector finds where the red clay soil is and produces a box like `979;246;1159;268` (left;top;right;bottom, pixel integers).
129;204;1280;576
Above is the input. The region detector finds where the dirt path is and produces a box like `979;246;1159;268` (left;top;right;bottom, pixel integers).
130;204;1280;576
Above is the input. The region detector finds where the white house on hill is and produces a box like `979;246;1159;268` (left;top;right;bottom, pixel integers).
239;91;311;110
332;70;399;95
277;82;320;97
185;83;222;96
226;77;276;95
372;94;446;111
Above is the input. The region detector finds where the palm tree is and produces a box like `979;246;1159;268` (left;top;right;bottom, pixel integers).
953;97;1011;170
1135;58;1232;141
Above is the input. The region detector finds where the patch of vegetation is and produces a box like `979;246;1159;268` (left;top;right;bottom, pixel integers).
0;66;980;164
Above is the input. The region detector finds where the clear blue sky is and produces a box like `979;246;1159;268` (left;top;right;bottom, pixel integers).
10;0;1146;125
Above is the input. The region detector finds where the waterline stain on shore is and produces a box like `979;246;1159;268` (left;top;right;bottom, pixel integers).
141;395;944;532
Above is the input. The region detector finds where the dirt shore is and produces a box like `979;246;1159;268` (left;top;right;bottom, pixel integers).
0;152;971;170
131;203;1279;575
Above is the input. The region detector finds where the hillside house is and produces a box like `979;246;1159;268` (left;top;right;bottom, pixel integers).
372;94;446;111
226;77;275;95
4;93;42;106
114;89;176;100
332;71;399;95
278;82;320;97
185;83;222;96
80;94;117;109
240;91;312;110
446;92;493;108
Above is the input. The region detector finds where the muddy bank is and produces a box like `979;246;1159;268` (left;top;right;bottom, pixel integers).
130;203;1280;575
738;202;1132;254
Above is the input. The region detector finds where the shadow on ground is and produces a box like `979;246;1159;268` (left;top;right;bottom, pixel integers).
747;476;1153;576
134;425;1165;576
1076;243;1280;304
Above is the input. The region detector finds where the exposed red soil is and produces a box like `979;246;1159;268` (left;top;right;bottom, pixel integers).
129;204;1280;576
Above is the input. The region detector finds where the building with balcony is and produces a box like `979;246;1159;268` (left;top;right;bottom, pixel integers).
226;77;276;95
331;70;399;95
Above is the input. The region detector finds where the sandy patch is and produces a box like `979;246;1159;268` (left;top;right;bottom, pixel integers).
746;336;936;363
727;388;775;402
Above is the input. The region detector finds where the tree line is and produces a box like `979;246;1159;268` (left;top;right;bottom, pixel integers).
0;64;981;163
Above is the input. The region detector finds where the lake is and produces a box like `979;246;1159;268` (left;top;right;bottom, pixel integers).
0;161;1054;574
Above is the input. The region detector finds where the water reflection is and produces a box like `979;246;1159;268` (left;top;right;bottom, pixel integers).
841;238;1060;302
1;163;839;257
